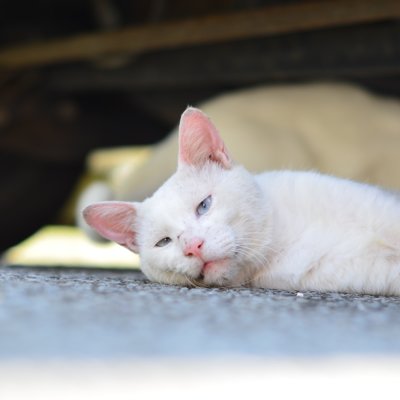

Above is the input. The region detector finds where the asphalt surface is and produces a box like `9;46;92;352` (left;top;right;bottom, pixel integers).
1;265;400;360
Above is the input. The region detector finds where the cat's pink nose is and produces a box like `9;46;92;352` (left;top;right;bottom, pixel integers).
184;238;204;258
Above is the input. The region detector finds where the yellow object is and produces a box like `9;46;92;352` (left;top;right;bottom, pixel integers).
86;146;151;178
4;225;140;269
58;145;152;225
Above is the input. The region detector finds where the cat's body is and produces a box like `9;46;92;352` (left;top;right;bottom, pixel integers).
84;108;400;296
253;170;400;294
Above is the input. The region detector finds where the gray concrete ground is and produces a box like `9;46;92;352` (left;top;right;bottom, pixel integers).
1;265;400;360
2;265;400;399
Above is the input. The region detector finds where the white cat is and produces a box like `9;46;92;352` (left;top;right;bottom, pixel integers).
83;107;400;296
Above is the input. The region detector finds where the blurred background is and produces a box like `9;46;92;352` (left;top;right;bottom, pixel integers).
1;3;400;397
0;0;399;252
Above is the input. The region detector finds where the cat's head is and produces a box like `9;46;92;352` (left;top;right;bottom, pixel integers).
83;107;271;287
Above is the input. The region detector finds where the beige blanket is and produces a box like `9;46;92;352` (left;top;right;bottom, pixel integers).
79;82;400;211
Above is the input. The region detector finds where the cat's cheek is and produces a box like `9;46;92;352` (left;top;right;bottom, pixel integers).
138;250;162;282
137;260;158;283
202;227;237;260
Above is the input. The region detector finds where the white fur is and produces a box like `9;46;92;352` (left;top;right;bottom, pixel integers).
83;104;400;296
123;162;400;295
134;162;269;286
253;171;400;295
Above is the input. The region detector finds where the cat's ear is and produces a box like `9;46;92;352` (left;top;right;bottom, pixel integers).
178;107;232;169
83;201;139;253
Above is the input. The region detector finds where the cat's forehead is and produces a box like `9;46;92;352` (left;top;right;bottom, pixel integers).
142;164;222;215
156;171;204;202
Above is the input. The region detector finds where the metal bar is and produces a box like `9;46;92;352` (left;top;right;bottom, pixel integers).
0;0;399;69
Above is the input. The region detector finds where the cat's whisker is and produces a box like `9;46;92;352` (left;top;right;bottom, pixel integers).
237;244;276;257
183;275;196;287
239;274;261;288
235;233;276;244
239;254;268;269
236;244;268;260
235;246;270;268
184;274;208;289
236;239;278;255
236;235;276;246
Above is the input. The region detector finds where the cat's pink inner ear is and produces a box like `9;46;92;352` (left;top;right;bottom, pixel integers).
83;201;139;253
178;107;232;169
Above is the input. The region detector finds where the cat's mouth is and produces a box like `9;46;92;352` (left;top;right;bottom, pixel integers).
198;258;230;281
202;261;216;274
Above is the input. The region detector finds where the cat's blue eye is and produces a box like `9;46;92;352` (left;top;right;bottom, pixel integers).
155;237;172;247
196;195;212;216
